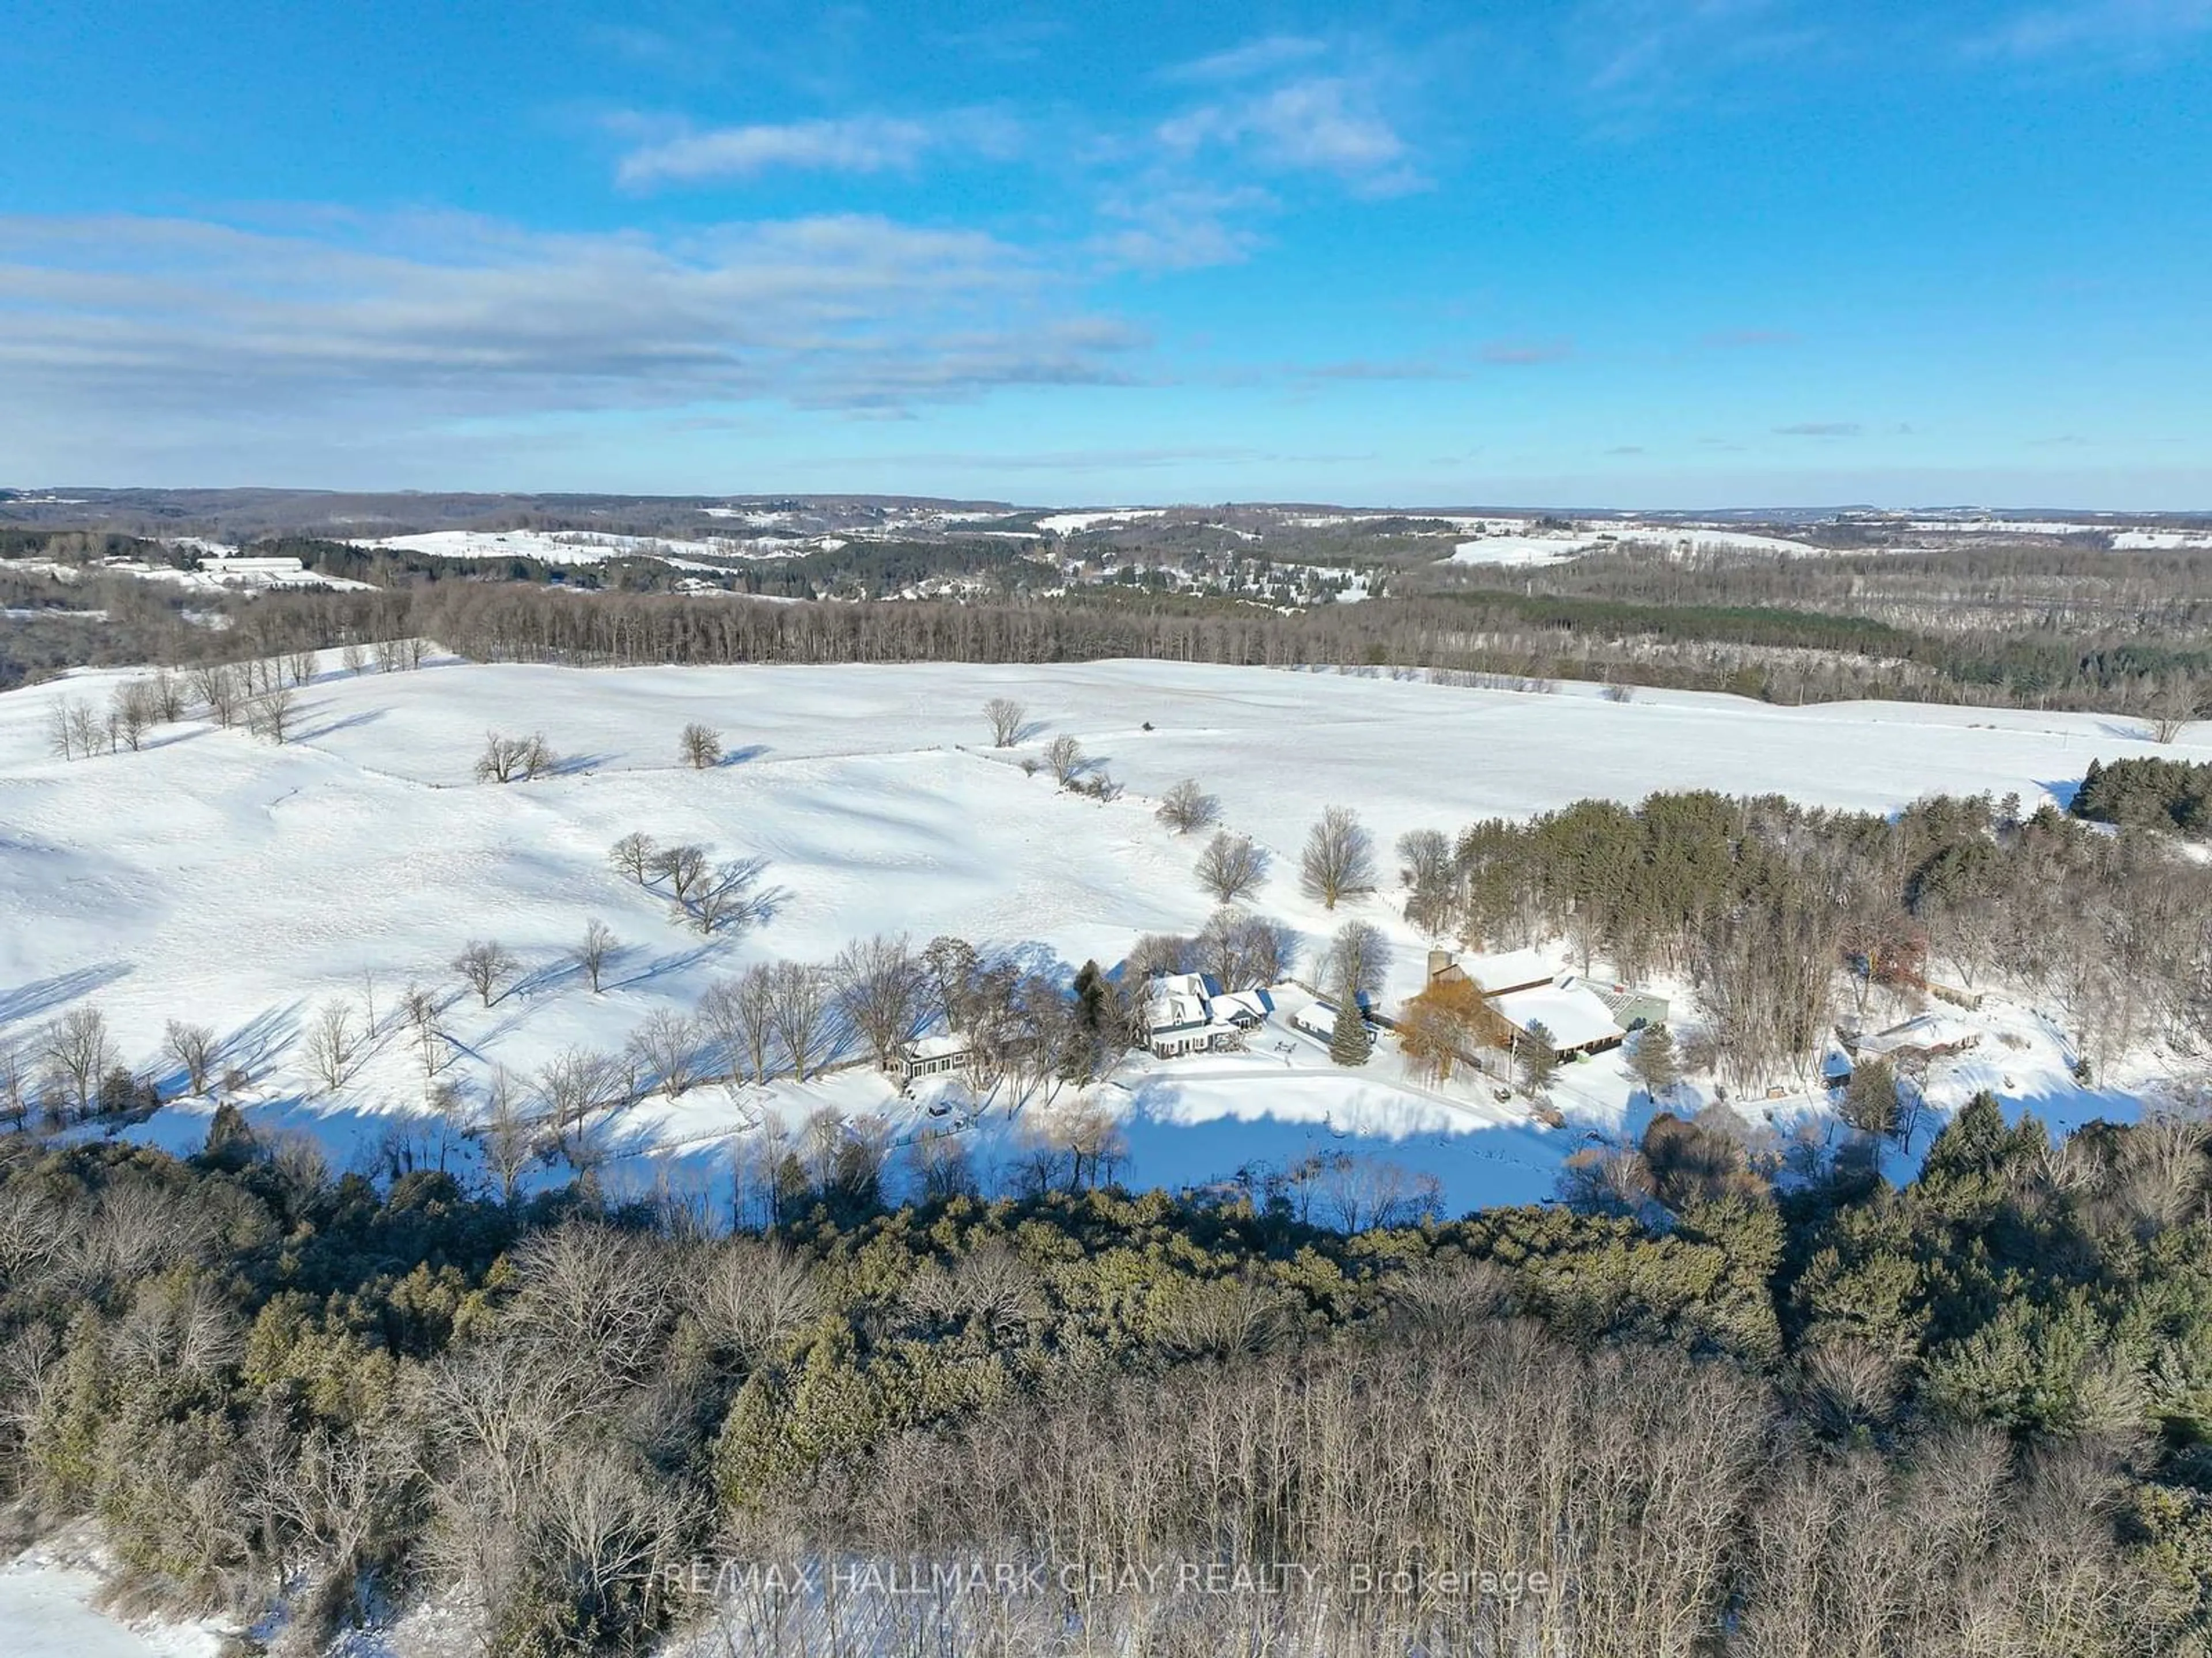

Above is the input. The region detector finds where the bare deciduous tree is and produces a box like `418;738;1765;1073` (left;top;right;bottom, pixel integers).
480;1068;533;1203
247;687;298;744
1300;805;1376;910
678;722;722;769
626;1010;703;1097
475;730;555;782
1195;907;1296;990
2147;675;2199;744
109;680;159;751
574;920;616;993
537;1047;622;1153
402;984;448;1080
1156;778;1221;835
1044;733;1087;787
834;934;927;1069
189;664;244;728
40;1006;115;1118
766;962;836;1082
454;939;518;1007
1195;831;1268;902
983;697;1026;747
1324;919;1393;1002
647;842;709;903
162;1020;218;1096
303;1001;365;1093
608;831;656;884
0;1035;26;1130
148;670;184;722
702;966;780;1084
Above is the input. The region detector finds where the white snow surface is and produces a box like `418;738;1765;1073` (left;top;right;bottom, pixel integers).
2112;529;2212;550
346;529;807;566
1035;509;1166;534
1445;534;1597;566
0;1548;227;1658
0;658;2191;1221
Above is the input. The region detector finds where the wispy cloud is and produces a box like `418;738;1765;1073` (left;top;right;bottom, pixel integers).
617;112;1015;187
1090;186;1271;272
1162;35;1331;82
1566;0;1826;108
1482;338;1575;365
1965;0;2212;63
0;210;1143;434
1158;76;1421;194
1774;421;1863;436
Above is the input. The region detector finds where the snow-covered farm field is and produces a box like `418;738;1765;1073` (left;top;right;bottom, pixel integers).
0;658;2187;1218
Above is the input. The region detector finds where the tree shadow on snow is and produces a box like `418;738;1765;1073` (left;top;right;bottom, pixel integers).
547;752;616;778
2036;778;2083;812
297;709;385;743
0;961;133;1027
211;1001;308;1089
717;744;769;767
612;941;729;992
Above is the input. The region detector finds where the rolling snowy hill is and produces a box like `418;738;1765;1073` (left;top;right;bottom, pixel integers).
0;657;2186;1217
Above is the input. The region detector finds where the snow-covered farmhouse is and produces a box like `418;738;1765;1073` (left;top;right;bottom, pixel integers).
1429;946;1555;996
889;1032;971;1085
1290;997;1370;1043
1145;973;1273;1058
1491;977;1630;1059
1845;1012;1982;1065
1426;947;1642;1060
196;553;316;586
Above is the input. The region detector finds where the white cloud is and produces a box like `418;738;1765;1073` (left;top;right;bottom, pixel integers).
1162;35;1331;82
616;111;1017;186
1158;76;1419;192
1967;0;2211;60
1567;0;1823;104
0;209;1143;451
1090;186;1273;272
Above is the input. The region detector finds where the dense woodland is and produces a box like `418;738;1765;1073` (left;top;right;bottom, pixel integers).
1413;789;2212;1090
2077;756;2212;834
8;525;2212;720
5;1099;2212;1656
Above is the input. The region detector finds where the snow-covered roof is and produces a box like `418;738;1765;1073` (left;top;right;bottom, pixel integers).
1146;971;1230;1034
1461;947;1558;993
1855;1012;1980;1057
901;1032;970;1061
1492;983;1623;1051
1210;988;1275;1023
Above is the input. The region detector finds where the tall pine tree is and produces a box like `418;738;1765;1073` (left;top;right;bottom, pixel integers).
1327;996;1372;1066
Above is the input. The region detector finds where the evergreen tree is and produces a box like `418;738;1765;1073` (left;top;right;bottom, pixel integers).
1841;1057;1900;1140
1517;1022;1560;1095
202;1099;257;1169
1627;1024;1679;1101
1327;995;1371;1066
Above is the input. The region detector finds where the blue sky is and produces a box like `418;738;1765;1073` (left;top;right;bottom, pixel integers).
3;1;2209;506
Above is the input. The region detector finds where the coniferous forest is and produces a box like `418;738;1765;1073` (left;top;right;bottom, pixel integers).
6;1095;2212;1656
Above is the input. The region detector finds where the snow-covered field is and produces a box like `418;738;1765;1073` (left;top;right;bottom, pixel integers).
0;658;2191;1227
1446;533;1597;566
344;528;817;566
2113;529;2212;550
1036;508;1167;535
